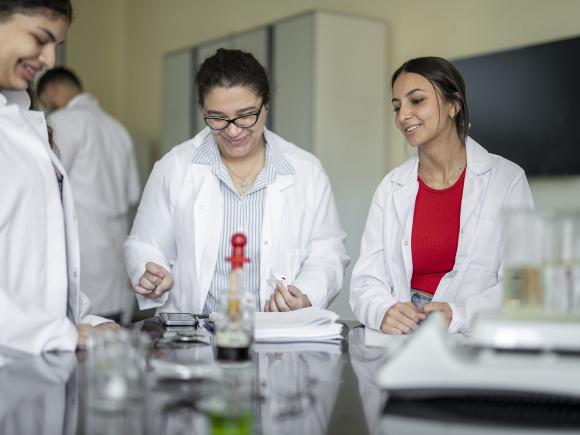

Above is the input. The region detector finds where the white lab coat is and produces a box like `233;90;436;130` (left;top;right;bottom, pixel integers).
125;127;349;313
0;90;107;355
350;138;534;334
49;93;141;316
0;352;77;435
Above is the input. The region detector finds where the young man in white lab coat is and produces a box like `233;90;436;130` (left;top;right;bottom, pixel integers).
37;67;141;323
0;0;117;355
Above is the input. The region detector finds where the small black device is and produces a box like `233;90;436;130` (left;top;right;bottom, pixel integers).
158;312;201;326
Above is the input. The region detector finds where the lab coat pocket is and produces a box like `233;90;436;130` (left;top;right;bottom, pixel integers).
270;248;304;285
470;221;503;271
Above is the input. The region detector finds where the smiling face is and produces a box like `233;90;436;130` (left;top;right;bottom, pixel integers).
203;85;267;161
391;72;458;148
0;12;69;90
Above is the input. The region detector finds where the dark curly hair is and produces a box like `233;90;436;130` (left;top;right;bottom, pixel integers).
195;48;270;107
0;0;73;22
392;56;470;144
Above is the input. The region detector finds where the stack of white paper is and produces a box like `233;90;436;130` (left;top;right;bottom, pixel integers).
253;341;343;354
254;306;343;343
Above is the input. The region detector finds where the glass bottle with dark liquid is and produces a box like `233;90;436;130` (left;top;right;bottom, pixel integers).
216;233;255;362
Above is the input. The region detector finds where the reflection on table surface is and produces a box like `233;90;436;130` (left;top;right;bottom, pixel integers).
1;321;579;435
0;351;77;435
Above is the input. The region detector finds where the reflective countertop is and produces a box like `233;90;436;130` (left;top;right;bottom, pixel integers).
0;320;578;435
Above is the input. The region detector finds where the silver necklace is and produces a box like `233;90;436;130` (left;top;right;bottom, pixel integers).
224;150;262;194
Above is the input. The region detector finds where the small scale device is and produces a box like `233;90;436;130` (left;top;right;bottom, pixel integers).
159;312;208;326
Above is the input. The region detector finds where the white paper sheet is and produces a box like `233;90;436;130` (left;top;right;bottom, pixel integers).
254;307;343;343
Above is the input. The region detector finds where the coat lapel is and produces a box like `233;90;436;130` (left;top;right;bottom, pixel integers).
437;138;494;300
49;144;81;322
458;171;483;231
392;157;419;234
193;171;223;305
259;174;293;304
459;138;493;234
391;157;419;285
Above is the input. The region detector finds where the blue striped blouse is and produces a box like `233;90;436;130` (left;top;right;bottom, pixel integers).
193;137;294;313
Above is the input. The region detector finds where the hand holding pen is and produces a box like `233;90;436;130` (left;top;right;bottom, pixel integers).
264;278;311;312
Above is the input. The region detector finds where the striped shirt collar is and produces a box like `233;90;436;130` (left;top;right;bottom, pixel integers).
191;133;294;177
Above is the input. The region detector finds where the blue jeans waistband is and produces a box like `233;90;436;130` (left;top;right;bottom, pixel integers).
410;289;433;309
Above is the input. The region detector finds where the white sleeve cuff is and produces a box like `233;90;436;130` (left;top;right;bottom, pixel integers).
447;301;464;334
80;314;115;327
372;301;394;331
136;292;168;310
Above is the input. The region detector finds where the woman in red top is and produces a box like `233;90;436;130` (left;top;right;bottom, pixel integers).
350;57;534;334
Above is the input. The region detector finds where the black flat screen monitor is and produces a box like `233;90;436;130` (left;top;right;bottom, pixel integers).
453;36;580;176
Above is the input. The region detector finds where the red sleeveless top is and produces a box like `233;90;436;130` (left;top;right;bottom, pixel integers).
410;168;466;295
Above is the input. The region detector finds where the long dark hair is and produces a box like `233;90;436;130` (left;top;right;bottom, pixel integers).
195;48;271;107
0;0;73;22
392;56;469;144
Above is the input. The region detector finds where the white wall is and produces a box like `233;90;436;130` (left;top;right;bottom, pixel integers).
312;13;387;317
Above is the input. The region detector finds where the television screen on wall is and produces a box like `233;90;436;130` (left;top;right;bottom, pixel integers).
453;36;580;176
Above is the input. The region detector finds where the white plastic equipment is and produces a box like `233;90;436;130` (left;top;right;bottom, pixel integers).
377;313;580;399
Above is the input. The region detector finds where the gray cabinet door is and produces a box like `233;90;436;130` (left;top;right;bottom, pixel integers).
162;49;194;156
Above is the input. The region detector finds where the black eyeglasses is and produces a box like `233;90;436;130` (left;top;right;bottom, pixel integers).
204;103;264;130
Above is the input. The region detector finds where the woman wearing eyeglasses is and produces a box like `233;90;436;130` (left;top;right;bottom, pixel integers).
125;48;348;315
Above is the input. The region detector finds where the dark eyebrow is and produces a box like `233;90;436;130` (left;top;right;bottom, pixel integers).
391;88;426;103
204;110;225;116
205;105;259;116
37;27;58;43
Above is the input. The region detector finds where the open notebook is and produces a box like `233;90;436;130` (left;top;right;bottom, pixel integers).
254;306;343;343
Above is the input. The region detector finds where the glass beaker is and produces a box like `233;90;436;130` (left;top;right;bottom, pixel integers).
203;361;257;435
543;212;580;318
502;208;545;318
85;328;151;412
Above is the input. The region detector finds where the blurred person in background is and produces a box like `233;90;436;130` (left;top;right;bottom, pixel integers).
37;67;141;323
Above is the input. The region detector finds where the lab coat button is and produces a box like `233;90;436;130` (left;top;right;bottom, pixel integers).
73;271;78;278
403;241;408;246
264;241;269;246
